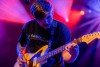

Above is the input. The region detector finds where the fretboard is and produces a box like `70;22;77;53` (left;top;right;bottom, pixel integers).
36;37;82;63
37;45;66;63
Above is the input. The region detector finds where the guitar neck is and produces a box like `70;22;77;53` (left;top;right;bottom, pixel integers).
37;38;82;63
36;32;100;63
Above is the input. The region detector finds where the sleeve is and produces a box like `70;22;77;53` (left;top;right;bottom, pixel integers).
18;24;27;47
59;23;71;46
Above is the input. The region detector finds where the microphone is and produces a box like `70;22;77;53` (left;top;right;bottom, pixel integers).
25;0;30;5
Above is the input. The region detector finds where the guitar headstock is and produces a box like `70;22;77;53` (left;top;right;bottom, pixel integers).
81;32;100;44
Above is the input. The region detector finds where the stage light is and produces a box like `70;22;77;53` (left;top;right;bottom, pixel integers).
65;18;69;22
88;10;92;13
80;10;85;15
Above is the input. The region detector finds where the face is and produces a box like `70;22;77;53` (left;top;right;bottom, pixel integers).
36;11;53;29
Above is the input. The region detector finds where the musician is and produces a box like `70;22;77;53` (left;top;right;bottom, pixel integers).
15;0;79;67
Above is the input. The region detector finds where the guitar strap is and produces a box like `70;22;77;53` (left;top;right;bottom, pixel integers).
48;21;57;49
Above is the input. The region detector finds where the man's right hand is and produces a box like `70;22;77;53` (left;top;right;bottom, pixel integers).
16;42;27;66
17;52;26;67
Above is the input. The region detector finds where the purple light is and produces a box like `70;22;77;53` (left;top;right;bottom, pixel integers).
0;0;31;24
0;22;6;42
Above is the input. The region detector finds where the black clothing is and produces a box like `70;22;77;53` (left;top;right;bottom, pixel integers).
18;19;71;67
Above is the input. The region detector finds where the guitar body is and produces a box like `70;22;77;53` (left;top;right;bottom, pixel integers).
14;45;48;67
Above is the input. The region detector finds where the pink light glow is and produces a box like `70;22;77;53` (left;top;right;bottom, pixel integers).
49;0;73;20
0;0;79;28
67;10;82;29
0;0;31;24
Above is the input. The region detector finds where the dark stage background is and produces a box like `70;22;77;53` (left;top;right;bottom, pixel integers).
0;0;100;67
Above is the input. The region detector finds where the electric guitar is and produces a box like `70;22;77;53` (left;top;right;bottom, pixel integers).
14;32;100;67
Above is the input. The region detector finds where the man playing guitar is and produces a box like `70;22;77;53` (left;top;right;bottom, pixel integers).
14;0;79;67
